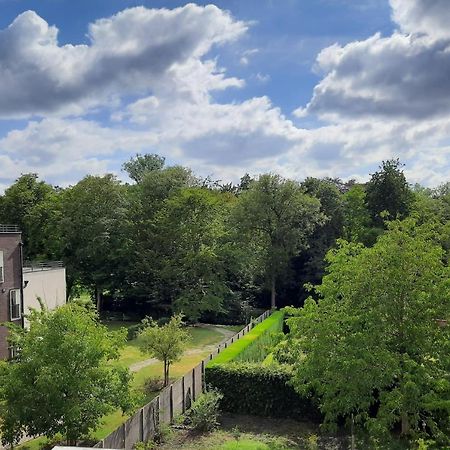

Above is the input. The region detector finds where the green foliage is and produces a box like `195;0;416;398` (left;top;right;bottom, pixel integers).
0;173;62;260
153;187;235;321
208;311;284;366
138;314;190;386
286;219;450;444
60;174;131;304
0;302;134;446
366;159;414;226
122;153;165;183
186;388;224;432
232;173;325;307
205;362;321;421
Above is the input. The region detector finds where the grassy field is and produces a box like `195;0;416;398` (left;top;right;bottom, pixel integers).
18;321;242;449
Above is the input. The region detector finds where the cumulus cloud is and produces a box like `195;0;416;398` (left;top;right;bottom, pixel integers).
391;0;450;39
0;5;247;118
0;118;157;185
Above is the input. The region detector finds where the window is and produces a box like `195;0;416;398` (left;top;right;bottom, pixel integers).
10;289;21;320
0;250;4;283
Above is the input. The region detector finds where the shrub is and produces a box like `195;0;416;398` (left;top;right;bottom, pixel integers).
208;311;284;366
205;363;321;421
127;323;144;341
142;377;165;395
187;388;224;432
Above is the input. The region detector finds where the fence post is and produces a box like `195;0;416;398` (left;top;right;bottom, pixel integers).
201;360;205;393
169;385;174;423
182;376;185;414
140;408;144;442
192;367;196;401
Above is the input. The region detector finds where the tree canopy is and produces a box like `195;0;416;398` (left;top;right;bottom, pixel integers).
281;219;449;445
0;301;134;446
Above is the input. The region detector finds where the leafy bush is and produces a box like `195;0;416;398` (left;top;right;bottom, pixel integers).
186;388;224;432
127;323;144;341
142;377;165;395
208;311;284;366
205;362;321;421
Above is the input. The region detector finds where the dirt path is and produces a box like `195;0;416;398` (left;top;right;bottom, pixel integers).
129;325;236;373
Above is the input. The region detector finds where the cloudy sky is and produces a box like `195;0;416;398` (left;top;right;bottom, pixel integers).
0;0;449;190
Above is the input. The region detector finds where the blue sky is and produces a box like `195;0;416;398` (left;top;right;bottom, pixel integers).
0;0;449;190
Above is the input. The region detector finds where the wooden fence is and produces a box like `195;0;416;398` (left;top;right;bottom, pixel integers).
94;310;271;449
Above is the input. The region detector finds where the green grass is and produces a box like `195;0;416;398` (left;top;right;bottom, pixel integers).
207;312;283;367
219;439;276;449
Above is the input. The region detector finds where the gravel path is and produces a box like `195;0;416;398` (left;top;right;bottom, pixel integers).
129;325;236;373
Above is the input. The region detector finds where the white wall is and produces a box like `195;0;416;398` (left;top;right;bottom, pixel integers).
23;268;66;327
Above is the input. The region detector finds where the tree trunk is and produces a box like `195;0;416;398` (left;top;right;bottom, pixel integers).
164;360;170;387
270;274;276;309
95;287;102;312
401;412;410;435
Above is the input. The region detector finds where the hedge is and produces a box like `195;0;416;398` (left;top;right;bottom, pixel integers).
208;311;284;366
206;362;322;421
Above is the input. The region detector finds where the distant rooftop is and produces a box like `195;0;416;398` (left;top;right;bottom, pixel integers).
0;224;20;233
23;261;64;273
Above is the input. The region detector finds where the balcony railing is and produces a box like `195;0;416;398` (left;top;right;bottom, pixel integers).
0;224;20;233
23;261;64;272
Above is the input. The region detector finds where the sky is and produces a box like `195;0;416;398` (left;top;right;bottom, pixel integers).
0;0;449;191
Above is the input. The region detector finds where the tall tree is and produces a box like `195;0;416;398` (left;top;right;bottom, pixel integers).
284;219;449;445
232;174;324;309
122;153;166;183
153;187;233;321
0;301;133;446
0;174;62;260
60;175;130;307
366;159;414;226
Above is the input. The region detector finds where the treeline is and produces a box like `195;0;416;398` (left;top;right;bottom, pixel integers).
1;156;449;322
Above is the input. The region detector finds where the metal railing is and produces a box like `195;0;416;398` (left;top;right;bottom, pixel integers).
23;261;64;272
0;224;20;233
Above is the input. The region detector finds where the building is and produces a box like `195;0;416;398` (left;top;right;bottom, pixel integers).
0;225;66;360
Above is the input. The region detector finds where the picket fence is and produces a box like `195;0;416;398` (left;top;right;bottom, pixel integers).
94;310;271;449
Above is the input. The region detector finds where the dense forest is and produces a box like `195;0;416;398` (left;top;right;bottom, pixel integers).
1;155;448;323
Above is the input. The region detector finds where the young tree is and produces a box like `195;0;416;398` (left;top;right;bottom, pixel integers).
232;174;324;309
138;314;190;387
284;220;449;444
0;301;133;446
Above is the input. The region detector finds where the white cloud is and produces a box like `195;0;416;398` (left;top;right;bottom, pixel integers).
0;5;247;118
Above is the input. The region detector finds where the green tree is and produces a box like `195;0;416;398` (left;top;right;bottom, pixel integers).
366;159;414;226
122;153;166;183
60;175;130;307
284;220;449;444
0;301;133;446
154;187;233;321
0;174;62;260
342;184;381;245
232;174;324;309
138;314;190;387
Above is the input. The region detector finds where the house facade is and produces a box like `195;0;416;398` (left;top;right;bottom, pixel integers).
0;225;23;360
0;225;66;360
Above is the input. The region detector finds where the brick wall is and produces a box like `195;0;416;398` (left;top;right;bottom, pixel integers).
0;232;22;360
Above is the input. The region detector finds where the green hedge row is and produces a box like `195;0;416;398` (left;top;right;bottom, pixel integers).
208;311;285;366
206;362;322;421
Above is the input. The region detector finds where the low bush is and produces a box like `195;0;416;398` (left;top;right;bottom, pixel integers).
142;377;165;395
206;362;321;422
186;388;224;432
208;311;284;366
